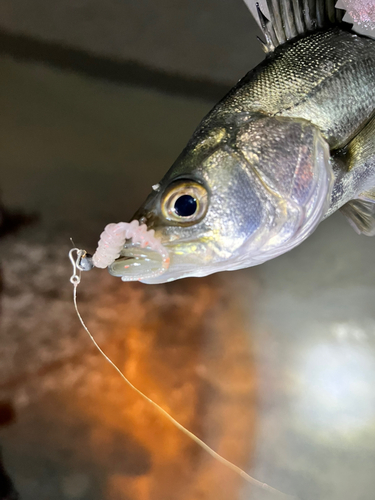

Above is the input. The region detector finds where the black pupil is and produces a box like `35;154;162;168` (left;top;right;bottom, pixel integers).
174;195;197;217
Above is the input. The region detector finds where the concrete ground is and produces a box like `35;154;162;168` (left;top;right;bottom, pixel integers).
0;52;375;500
0;0;263;87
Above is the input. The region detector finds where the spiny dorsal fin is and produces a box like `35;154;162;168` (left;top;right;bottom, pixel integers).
246;0;353;52
340;191;375;237
256;2;277;52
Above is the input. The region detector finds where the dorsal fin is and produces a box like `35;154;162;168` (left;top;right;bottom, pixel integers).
245;0;353;52
255;3;277;53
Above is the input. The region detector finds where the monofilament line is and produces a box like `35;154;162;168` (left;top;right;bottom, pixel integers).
69;248;295;499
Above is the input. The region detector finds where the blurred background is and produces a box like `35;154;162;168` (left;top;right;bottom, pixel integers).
0;1;375;499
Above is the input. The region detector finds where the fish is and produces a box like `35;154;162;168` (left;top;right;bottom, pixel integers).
96;0;375;284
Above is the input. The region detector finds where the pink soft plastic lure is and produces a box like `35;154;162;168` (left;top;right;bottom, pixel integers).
92;220;170;281
342;0;375;30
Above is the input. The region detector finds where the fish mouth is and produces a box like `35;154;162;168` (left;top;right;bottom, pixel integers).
92;220;170;282
108;243;170;281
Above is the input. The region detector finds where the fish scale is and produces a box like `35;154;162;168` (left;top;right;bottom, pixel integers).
202;28;375;149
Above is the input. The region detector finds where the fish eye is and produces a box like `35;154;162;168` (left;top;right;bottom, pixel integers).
161;179;208;225
174;195;197;217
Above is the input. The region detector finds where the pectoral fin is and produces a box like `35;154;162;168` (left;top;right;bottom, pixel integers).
340;191;375;236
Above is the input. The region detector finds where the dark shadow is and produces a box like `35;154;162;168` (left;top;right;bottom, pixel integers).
0;449;19;500
0;402;16;428
0;28;229;101
0;203;38;239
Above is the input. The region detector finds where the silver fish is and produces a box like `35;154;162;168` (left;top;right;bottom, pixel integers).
110;0;375;284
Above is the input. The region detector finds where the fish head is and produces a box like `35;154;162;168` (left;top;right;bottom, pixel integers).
110;114;333;283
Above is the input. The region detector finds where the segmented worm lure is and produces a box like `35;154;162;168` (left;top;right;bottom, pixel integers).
90;220;170;281
342;0;375;31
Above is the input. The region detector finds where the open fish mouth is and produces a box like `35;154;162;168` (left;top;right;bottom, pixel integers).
92;220;170;281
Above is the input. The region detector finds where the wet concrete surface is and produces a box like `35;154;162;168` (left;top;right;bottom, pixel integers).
0;56;375;500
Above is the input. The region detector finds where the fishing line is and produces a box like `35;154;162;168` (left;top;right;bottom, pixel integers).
69;248;294;499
